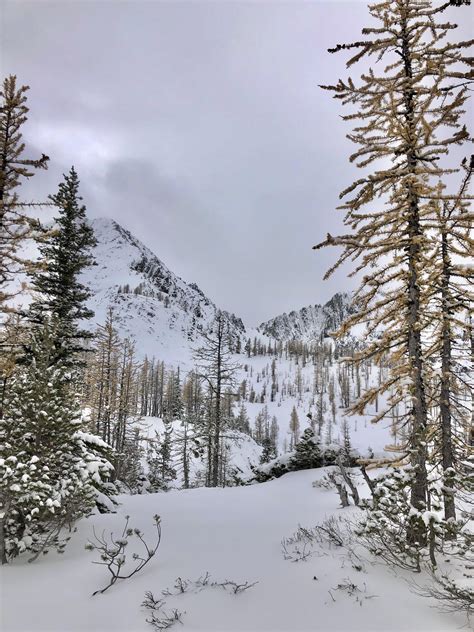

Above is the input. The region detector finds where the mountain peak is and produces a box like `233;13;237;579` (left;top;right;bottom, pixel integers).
257;292;354;342
84;217;245;365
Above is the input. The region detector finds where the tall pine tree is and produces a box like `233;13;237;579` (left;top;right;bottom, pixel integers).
28;167;96;363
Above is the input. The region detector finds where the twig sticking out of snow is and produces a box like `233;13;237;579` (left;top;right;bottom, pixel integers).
142;592;184;630
329;577;376;606
410;569;474;621
161;572;259;597
143;574;258;630
86;514;162;595
282;517;366;571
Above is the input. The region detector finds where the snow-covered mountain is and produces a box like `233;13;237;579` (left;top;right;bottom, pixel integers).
84;218;356;363
257;292;354;342
84;217;245;363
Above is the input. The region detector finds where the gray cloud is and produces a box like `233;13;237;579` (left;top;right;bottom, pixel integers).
2;0;472;324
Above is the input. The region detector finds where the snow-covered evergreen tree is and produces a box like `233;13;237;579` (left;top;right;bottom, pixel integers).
147;423;176;492
291;427;322;470
0;318;113;563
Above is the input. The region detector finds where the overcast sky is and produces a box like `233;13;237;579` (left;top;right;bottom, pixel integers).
2;1;472;325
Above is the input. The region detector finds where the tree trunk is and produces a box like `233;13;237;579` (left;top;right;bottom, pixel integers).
401;8;428;545
211;325;223;487
0;501;9;564
439;227;456;522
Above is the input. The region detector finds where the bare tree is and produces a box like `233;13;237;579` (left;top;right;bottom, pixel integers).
194;311;239;487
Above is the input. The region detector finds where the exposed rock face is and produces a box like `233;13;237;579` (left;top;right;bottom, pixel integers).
258;292;354;341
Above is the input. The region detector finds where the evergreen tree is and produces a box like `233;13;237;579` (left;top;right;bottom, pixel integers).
291;427;322;470
0;318;113;563
234;403;251;435
259;437;276;465
164;368;183;422
269;416;279;455
28;167;96;363
341;418;353;466
115;427;145;493
146;425;176;492
159;421;176;489
253;406;271;445
146;433;162;492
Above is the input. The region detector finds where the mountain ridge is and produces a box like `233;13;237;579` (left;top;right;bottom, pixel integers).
84;217;353;361
257;292;354;342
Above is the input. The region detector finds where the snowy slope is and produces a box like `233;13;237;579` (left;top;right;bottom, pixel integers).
3;469;464;632
84;217;245;365
258;292;355;342
235;351;396;459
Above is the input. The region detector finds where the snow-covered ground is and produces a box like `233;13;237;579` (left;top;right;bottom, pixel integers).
2;468;463;632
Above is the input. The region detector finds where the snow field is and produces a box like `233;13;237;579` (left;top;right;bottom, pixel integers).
3;469;463;632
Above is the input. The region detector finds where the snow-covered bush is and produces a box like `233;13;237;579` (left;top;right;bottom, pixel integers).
251;438;357;483
356;466;472;573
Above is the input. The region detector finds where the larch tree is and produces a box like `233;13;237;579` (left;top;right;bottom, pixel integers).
423;158;473;523
0;76;49;413
314;0;473;546
175;371;203;489
88;309;121;443
0;75;49;311
194;311;238;487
